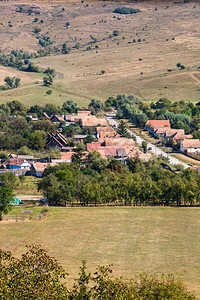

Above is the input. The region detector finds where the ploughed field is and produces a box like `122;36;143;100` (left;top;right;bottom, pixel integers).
0;0;200;106
1;206;200;297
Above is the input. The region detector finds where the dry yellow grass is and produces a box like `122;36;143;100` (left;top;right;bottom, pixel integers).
1;206;200;297
0;0;200;106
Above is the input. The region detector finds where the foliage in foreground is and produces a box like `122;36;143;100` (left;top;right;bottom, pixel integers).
0;245;195;300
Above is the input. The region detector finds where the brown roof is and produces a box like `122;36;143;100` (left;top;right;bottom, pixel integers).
61;152;76;161
77;110;91;116
81;117;107;127
87;142;101;151
165;129;185;140
9;158;27;166
104;137;135;147
155;127;169;134
32;162;58;172
182;139;200;149
96;126;115;133
146;120;170;128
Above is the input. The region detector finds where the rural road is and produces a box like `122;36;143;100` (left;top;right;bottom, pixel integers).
107;117;190;169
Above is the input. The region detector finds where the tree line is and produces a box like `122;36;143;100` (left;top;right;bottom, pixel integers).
38;152;200;207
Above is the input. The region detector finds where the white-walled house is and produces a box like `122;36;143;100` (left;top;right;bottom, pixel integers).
180;139;200;153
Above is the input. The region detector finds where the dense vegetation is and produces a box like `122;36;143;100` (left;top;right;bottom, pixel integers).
0;245;195;299
105;94;200;139
114;7;141;14
38;153;200;207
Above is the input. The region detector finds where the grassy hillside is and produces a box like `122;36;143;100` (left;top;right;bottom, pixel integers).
1;206;200;297
0;0;200;106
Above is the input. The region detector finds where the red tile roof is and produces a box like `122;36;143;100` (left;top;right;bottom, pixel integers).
81;117;107;127
9;158;27;166
61;152;76;161
32;162;58;172
96;126;115;133
87;142;101;151
104;137;135;147
146;120;170;128
182;139;200;149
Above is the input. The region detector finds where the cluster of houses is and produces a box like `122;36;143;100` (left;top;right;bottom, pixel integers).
0;111;151;177
1;113;200;177
145;120;200;155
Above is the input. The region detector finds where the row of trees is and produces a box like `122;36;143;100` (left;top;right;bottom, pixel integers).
38;153;200;207
0;245;195;299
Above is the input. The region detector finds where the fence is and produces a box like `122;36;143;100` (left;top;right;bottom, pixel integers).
0;169;28;175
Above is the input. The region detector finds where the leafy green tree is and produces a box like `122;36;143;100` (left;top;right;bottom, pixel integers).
142;141;147;153
49;149;61;159
0;185;12;221
62;100;78;114
30;130;46;150
89;99;105;114
43;74;53;87
0;245;68;298
10;116;28;133
4;76;14;88
155;98;172;109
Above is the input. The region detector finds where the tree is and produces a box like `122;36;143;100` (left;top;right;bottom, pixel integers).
30;130;46;150
43;74;53;87
0;185;12;221
49;149;61;159
14;77;21;88
155;98;172;109
10;116;28;132
4;76;14;88
62;100;78;114
88;99;105;114
142;141;147;153
0;245;68;298
7;100;27;116
117;120;130;137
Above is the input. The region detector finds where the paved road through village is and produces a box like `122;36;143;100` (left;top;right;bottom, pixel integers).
107;117;190;169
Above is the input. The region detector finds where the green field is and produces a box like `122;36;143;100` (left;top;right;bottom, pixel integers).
1;206;200;297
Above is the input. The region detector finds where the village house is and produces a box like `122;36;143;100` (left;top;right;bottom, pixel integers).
180;139;200;154
145;120;171;136
80;116;107;127
46;132;75;152
96;126;117;139
7;158;30;170
29;162;58;177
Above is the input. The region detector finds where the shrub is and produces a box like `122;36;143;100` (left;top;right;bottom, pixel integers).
114;7;141;14
46;89;52;95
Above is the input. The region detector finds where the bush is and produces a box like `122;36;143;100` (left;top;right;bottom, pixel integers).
113;30;120;36
75;42;81;49
46;89;52;95
114;7;141;14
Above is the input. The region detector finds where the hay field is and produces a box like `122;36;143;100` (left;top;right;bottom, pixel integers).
0;0;200;106
1;206;200;297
